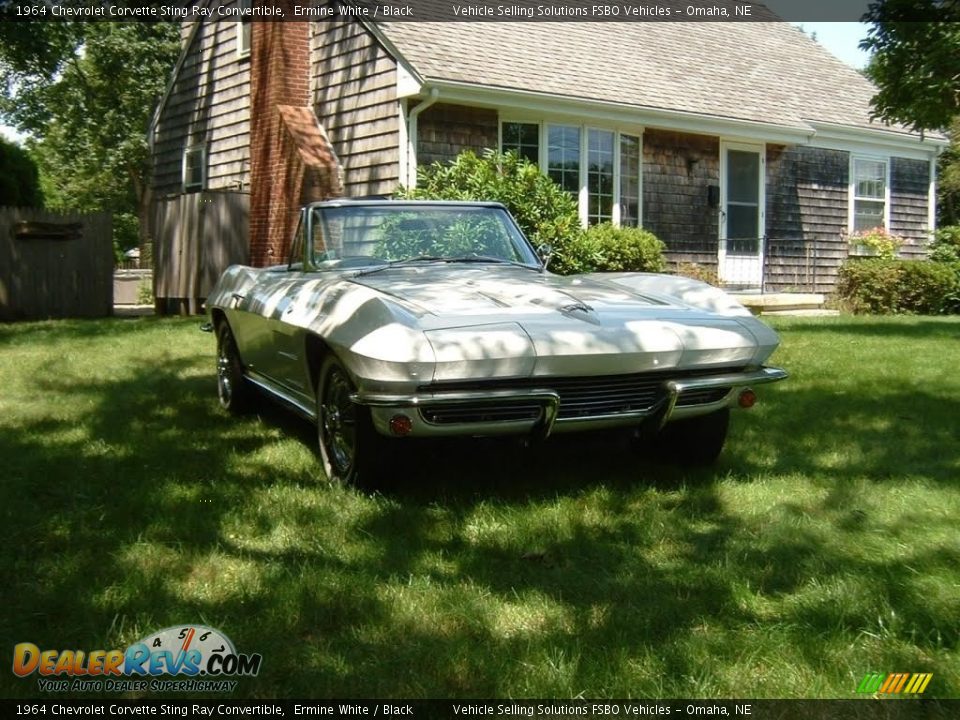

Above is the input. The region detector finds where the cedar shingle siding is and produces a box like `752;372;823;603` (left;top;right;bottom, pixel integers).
642;130;720;266
765;146;849;293
311;21;399;197
767;146;849;241
151;20;250;196
890;157;931;257
417;104;499;167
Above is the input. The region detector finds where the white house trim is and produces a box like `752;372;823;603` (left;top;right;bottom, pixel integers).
928;153;938;241
718;140;766;287
848;153;892;234
405;88;439;188
807;121;946;161
426;80;817;147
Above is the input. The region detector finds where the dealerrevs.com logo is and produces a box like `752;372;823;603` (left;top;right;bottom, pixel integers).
13;625;262;693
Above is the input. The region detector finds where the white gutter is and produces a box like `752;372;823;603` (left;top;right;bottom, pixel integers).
428;79;817;146
806;121;948;161
405;88;439;188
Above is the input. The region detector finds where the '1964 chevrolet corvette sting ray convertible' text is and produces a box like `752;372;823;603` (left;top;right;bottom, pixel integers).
205;200;787;484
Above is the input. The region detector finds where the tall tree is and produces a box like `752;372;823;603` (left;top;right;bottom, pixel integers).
940;117;960;225
0;22;180;258
860;2;960;132
0;135;43;207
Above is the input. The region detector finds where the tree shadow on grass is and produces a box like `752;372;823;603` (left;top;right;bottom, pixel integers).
2;319;959;699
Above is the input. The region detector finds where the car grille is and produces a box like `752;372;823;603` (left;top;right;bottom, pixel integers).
420;403;544;425
418;368;741;425
675;387;732;406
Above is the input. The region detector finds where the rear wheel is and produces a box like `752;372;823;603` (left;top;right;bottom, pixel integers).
316;355;386;486
216;321;254;414
654;408;730;465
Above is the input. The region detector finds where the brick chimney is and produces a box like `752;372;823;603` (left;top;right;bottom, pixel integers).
249;19;340;268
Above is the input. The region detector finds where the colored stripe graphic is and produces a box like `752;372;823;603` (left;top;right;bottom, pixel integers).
880;673;907;693
856;673;884;693
858;672;932;694
904;673;933;694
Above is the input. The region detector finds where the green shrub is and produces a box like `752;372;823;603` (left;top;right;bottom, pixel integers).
400;149;666;275
550;231;600;275
837;258;960;314
896;261;959;314
836;259;902;314
933;261;960;313
398;150;582;268
564;222;666;274
374;213;514;261
113;212;140;265
929;225;960;264
136;279;153;305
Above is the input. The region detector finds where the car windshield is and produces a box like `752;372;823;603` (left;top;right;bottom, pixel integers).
311;204;541;269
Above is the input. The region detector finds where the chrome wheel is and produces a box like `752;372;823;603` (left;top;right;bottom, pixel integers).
217;339;233;407
215;322;252;414
320;365;358;478
316;355;386;486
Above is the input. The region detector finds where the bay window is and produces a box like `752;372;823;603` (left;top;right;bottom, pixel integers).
588;129;614;224
500;121;539;164
501;121;642;227
547;125;581;196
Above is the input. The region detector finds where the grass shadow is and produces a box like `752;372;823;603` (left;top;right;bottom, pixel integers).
2;316;958;699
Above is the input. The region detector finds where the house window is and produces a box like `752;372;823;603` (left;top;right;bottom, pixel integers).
851;157;887;232
237;0;252;58
547;124;581;197
619;134;641;227
182;145;206;192
501;122;539;164
500;121;641;227
587;129;614;224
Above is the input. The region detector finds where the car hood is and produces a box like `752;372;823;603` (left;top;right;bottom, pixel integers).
350;266;779;379
353;265;666;314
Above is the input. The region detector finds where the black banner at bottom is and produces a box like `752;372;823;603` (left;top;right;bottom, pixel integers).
2;699;957;719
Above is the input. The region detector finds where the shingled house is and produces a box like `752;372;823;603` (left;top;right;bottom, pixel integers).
147;8;946;312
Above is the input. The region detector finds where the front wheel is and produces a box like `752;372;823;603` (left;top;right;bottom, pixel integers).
653;408;730;465
316;355;386;486
216;321;254;414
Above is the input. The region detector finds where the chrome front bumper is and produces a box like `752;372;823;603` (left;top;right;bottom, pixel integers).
354;366;788;439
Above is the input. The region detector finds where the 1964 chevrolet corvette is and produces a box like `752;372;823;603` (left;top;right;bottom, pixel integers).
205;200;786;484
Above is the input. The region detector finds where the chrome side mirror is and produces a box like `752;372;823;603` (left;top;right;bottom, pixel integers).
536;243;554;270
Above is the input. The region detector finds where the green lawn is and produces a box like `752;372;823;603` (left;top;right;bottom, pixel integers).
0;315;957;699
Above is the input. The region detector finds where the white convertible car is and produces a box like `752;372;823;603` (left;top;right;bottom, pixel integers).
205;200;786;484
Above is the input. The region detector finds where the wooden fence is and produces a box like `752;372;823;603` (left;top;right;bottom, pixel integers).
151;191;249;315
0;207;112;321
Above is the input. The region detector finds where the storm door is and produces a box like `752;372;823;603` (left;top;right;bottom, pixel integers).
719;142;765;287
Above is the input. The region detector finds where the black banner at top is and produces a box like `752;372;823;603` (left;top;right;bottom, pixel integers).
1;699;959;719
0;0;955;23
